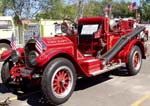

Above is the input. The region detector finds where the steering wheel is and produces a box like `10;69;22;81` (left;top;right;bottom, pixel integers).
61;18;77;35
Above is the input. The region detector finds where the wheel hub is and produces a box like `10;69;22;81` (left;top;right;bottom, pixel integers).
133;51;141;70
134;54;139;68
51;66;73;98
53;70;70;94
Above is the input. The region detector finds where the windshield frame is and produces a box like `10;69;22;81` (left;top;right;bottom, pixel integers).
0;20;13;29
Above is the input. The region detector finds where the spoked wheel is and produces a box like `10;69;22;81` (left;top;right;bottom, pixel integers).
126;46;142;76
52;66;74;98
42;58;76;105
133;51;141;70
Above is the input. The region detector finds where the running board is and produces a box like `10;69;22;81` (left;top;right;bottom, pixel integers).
90;63;126;76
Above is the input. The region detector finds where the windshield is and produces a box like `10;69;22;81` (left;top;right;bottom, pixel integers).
0;20;13;29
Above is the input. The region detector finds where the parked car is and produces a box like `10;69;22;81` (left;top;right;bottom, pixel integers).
0;16;15;56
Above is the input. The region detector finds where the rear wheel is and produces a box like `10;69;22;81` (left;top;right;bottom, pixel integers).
41;58;76;105
126;46;142;76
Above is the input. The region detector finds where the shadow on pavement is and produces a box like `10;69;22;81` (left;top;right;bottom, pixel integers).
75;75;112;91
0;68;131;106
111;68;131;77
18;91;54;106
0;74;113;106
15;75;111;106
0;83;10;93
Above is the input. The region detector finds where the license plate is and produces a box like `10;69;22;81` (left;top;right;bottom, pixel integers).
20;68;32;77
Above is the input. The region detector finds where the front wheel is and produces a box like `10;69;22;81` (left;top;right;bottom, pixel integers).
41;58;76;105
126;46;142;76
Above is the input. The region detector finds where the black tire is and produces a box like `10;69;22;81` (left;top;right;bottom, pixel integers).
1;59;13;85
126;46;142;76
102;72;110;77
41;58;76;105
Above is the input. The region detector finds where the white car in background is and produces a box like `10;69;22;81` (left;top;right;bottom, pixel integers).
0;16;15;56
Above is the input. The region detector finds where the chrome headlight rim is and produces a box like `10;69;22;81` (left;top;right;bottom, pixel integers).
11;50;20;63
28;50;39;66
61;22;68;33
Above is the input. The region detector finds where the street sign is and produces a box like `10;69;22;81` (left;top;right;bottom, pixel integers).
24;23;40;43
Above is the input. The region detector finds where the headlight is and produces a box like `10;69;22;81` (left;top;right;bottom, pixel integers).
61;22;68;33
28;50;39;66
11;50;20;63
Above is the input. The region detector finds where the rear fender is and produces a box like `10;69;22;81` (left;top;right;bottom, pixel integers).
118;39;145;62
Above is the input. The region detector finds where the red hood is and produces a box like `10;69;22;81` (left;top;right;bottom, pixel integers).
42;36;74;48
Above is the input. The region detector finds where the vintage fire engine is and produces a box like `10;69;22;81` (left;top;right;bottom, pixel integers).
0;16;148;105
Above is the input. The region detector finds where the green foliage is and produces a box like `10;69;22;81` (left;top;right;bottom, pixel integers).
13;14;22;26
63;5;77;20
40;25;44;37
23;24;28;30
140;3;150;21
36;0;66;20
0;0;51;19
36;0;142;20
83;0;103;17
0;0;150;21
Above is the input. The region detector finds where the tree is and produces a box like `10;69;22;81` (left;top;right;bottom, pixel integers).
35;0;150;21
145;0;150;3
36;0;66;20
0;0;51;19
140;3;150;21
83;0;102;17
112;1;133;18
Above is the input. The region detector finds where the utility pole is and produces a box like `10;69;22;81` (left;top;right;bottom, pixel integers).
140;0;144;6
140;0;145;22
77;0;84;20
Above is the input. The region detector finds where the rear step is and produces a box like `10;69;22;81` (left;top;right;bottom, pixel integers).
90;63;125;76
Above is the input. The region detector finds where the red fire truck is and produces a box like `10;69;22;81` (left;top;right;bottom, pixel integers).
0;16;148;105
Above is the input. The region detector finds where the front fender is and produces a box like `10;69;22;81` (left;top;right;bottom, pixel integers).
1;48;24;61
36;49;75;67
1;49;12;61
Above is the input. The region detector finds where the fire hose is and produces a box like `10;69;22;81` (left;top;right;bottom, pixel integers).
100;27;145;64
